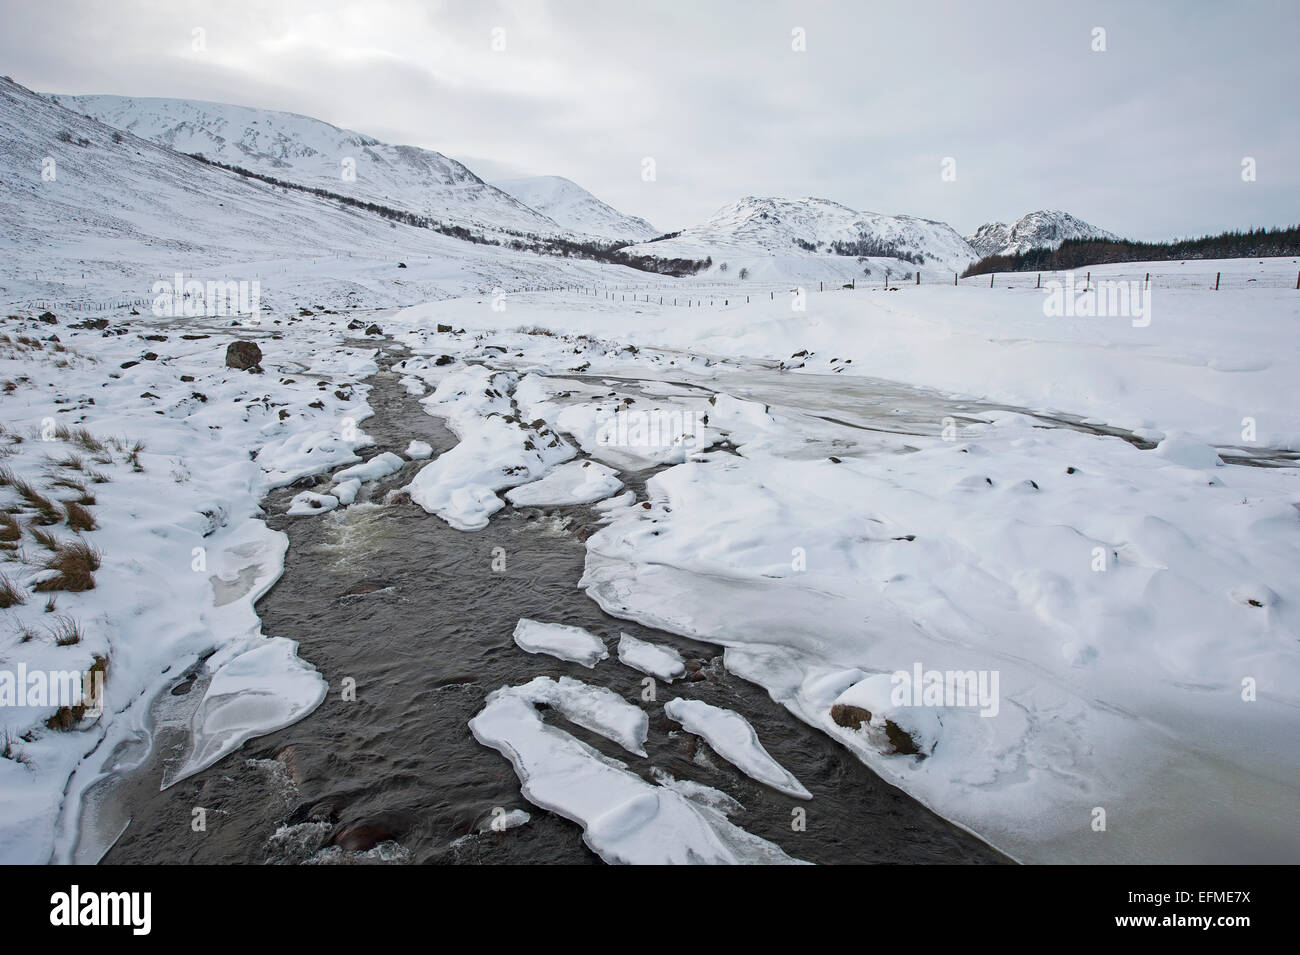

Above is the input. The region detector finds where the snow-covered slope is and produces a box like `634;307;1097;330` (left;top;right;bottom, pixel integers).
492;175;658;242
1;79;640;314
47;93;565;238
966;210;1119;259
621;196;977;282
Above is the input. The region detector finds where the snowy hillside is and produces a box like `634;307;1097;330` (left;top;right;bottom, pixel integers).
47;93;566;238
492;175;658;241
1;79;642;314
966;210;1119;258
620;196;978;282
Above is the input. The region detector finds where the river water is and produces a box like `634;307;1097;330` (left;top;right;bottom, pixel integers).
84;341;1016;865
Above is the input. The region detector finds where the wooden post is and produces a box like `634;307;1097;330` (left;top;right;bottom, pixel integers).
990;273;994;288
820;281;823;292
1295;270;1299;290
1085;271;1090;291
916;272;920;285
954;272;958;286
1145;272;1150;288
1215;272;1221;291
1036;273;1041;289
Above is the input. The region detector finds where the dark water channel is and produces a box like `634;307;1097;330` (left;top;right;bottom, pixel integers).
97;346;1008;865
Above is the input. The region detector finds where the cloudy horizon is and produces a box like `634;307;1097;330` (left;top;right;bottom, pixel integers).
3;0;1296;239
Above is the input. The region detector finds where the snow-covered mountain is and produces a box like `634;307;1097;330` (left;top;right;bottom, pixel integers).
46;93;567;238
492;175;658;242
620;196;977;282
1;78;637;313
966;210;1119;259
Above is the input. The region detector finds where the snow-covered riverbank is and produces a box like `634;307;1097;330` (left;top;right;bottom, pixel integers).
3;270;1297;863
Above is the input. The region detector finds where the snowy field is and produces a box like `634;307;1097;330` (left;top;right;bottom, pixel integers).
2;251;1298;864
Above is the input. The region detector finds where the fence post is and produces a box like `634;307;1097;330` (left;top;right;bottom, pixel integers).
1215;272;1221;291
916;272;920;285
990;273;994;288
820;281;823;292
1085;271;1090;291
1145;272;1150;289
1036;273;1041;289
1295;270;1299;290
954;272;957;286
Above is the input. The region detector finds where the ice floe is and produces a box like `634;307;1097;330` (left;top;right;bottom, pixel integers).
512;619;609;668
469;688;805;864
616;633;686;682
664;698;811;799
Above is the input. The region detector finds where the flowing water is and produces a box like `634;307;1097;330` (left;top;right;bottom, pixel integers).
87;343;1012;865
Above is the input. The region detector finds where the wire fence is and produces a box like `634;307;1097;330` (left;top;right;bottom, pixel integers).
9;263;1297;315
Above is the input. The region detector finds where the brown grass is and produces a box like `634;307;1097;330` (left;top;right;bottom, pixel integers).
50;476;94;505
0;510;20;543
28;527;59;551
48;614;84;646
44;655;107;731
63;500;96;532
34;538;100;592
13;477;61;525
56;425;105;454
0;572;26;609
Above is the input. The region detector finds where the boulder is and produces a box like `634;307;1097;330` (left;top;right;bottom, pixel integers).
225;340;262;371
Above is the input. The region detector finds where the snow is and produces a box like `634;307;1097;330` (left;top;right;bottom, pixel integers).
469;687;805;864
51;93;567;239
511;619;609;669
504;459;622;506
165;638;328;787
649;767;744;816
507;675;648;756
479;809;531;833
966;210;1118;259
405;415;574;530
4;70;1298;867
491;175;659;241
331;451;404;483
331;478;361;505
287;491;340;516
663;698;812;799
616;633;686;682
620;195;978;281
405;440;433;460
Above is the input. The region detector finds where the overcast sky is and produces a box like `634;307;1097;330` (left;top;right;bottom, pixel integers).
3;0;1296;238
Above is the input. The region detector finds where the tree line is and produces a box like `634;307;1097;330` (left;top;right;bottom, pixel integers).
962;225;1300;277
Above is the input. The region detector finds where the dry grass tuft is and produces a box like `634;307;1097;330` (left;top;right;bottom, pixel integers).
0;571;26;609
48;614;84;646
34;538;100;592
63;500;96;532
28;526;60;551
13;477;60;525
43;655;107;731
0;510;20;543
